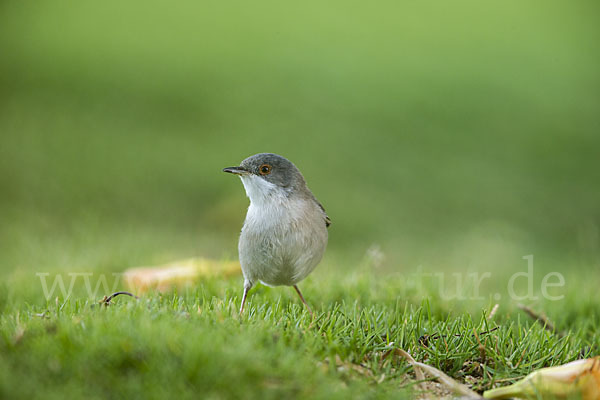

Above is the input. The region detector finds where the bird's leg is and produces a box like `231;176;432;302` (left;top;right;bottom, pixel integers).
293;285;313;318
239;280;252;315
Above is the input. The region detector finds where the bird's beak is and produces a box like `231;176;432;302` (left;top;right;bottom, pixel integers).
222;166;249;175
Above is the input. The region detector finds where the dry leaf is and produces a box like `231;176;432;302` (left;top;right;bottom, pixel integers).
123;258;240;293
484;357;600;400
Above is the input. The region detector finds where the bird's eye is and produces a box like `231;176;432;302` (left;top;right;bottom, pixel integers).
259;164;272;175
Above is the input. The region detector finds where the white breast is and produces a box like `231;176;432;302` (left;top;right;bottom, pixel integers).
239;174;293;231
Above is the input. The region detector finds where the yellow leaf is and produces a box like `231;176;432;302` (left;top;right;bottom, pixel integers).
484;357;600;400
123;258;240;294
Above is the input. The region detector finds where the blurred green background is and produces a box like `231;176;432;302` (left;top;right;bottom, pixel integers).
1;0;599;288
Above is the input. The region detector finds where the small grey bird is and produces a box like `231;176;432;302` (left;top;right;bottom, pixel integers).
223;153;330;315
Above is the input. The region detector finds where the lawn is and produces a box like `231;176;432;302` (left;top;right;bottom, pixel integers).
1;1;599;398
1;266;598;399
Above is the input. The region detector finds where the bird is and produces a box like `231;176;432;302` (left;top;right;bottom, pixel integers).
223;153;331;316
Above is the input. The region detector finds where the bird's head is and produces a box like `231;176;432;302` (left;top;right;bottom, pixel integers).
223;153;307;203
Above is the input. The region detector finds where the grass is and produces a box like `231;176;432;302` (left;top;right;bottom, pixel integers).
1;265;598;399
1;0;599;398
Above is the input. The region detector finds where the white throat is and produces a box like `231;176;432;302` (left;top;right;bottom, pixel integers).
239;175;287;206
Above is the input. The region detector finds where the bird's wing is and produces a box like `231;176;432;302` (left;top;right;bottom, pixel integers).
313;198;331;228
